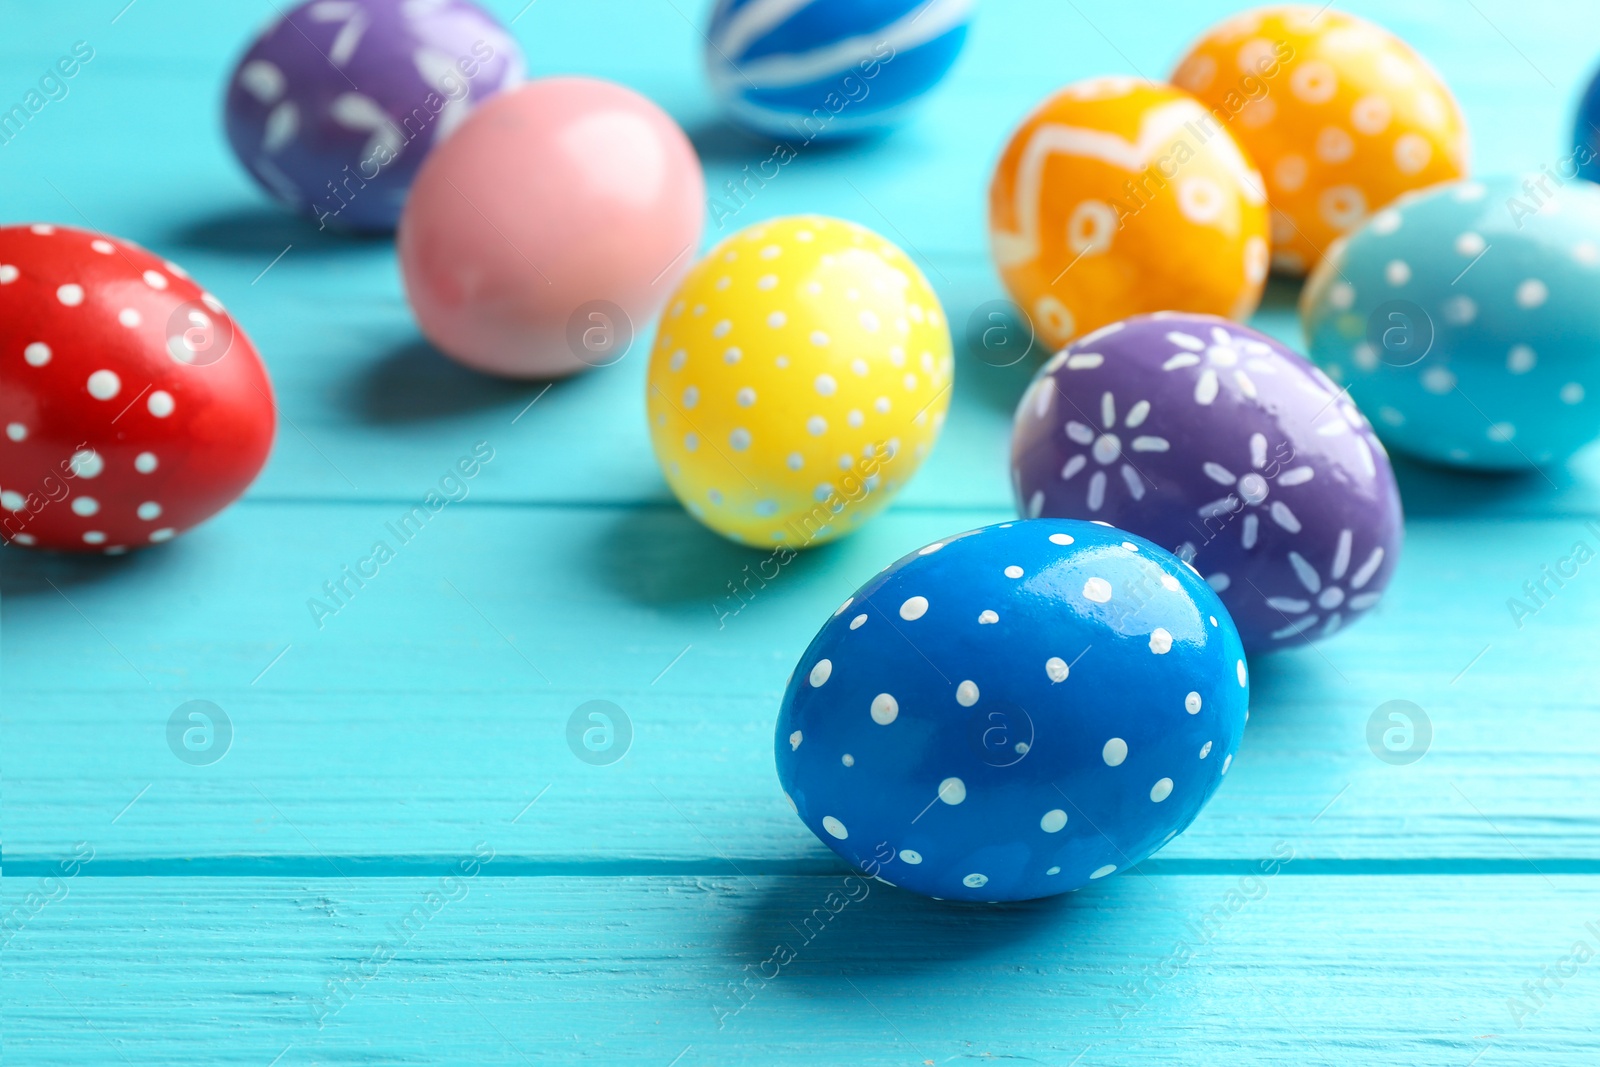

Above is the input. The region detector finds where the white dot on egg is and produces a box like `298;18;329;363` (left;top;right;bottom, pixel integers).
767;311;787;328
806;415;827;436
841;753;854;767
71;496;100;516
870;692;899;724
1049;533;1073;545
149;527;175;542
1516;279;1548;309
809;659;832;686
669;349;686;371
69;449;103;478
900;849;922;864
938;777;966;804
682;385;699;408
119;308;144;331
978;609;999;624
0;265;16;283
1090;864;1116;880
1041;809;1067;833
786;452;803;471
684;432;699;451
148;390;175;417
24;342;52;366
1186;691;1202;714
82;530;106;544
1;490;26;510
850;613;867;629
1004;565;1023;579
1045;656;1069;682
1561;382;1584;404
142;270;168;290
729;428;751;451
1507;345;1536;374
814;374;836;396
57;284;84;306
1385;259;1411;286
1083;577;1112;603
712;319;732;338
757;274;777;290
962;873;988;888
918;542;944;555
1148;628;1173;655
1456;232;1485;256
1150;777;1174;802
137;501;162;521
87;370;121;400
736;387;756;407
789;731;802;750
955;680;979;707
5;422;26;441
1103;737;1128;766
821;816;848;840
1222;753;1233;774
1200;741;1213;759
724;347;742;364
899;596;928;620
1046;865;1061;876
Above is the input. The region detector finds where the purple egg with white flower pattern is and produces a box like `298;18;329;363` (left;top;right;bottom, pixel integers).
776;519;1249;902
224;0;524;232
1011;313;1403;653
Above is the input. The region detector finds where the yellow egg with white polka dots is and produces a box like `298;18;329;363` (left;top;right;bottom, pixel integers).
647;216;953;548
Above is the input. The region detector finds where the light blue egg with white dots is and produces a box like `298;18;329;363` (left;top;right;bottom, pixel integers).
1301;176;1600;470
704;0;973;141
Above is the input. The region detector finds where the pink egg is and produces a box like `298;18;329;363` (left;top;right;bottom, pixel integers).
398;77;705;378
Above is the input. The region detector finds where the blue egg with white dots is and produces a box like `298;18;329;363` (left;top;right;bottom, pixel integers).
1571;72;1600;183
774;519;1250;902
704;0;972;141
1301;176;1600;470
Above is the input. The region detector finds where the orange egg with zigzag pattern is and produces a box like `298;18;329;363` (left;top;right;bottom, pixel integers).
988;76;1270;351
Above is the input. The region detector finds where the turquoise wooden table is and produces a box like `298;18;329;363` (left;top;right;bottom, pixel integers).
5;0;1600;1062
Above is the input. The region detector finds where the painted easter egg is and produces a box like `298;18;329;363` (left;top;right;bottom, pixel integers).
775;518;1250;902
704;0;972;141
0;224;276;552
988;76;1269;351
224;0;523;231
1012;313;1402;652
400;77;706;378
1571;68;1600;182
1172;4;1468;275
1302;177;1600;469
647;216;952;548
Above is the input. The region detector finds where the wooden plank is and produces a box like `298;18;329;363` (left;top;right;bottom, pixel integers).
5;874;1598;1065
7;505;1599;863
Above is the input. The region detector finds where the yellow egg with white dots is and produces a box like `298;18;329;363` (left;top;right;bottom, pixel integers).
647;216;953;548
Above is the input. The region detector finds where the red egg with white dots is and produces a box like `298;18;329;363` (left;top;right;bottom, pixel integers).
0;224;276;553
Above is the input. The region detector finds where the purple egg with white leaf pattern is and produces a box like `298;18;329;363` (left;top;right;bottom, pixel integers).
1011;313;1404;653
224;0;524;232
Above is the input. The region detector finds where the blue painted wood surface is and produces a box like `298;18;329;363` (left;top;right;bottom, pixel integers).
4;0;1599;1063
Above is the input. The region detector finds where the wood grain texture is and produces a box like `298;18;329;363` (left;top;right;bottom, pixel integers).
5;876;1599;1066
4;0;1600;1061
